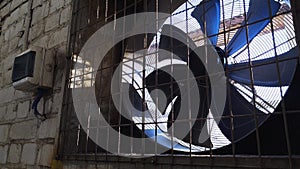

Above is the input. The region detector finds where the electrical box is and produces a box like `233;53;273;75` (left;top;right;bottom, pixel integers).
12;47;54;92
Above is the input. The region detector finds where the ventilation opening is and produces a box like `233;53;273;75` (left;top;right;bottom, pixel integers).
59;0;300;167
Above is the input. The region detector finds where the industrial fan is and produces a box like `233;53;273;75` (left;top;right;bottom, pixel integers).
119;0;298;152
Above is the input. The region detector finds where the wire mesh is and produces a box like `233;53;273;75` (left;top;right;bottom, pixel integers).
59;0;300;168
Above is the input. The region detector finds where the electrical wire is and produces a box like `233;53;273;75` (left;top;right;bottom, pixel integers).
32;88;48;121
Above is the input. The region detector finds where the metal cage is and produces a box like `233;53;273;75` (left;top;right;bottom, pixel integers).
59;0;300;168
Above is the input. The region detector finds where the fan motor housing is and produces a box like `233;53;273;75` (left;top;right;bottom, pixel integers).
12;47;54;92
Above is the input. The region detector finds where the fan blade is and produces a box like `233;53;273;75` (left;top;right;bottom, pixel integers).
145;66;181;114
218;83;269;142
146;63;212;147
228;47;299;87
191;0;220;46
226;0;281;56
159;24;197;62
125;84;198;151
145;129;196;151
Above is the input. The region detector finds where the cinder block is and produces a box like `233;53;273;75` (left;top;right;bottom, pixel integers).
31;35;50;48
49;0;64;14
10;1;25;11
0;145;9;164
29;23;44;41
8;8;20;26
0;2;11;19
38;144;54;167
18;2;29;17
60;6;71;25
32;0;42;9
38;117;58;139
48;26;69;48
21;143;37;165
42;1;50;18
5;103;17;121
7;144;22;164
17;100;30;119
0;87;14;105
0;106;6;120
0;125;9;143
8;37;19;53
45;12;60;32
10;120;37;140
31;6;43;26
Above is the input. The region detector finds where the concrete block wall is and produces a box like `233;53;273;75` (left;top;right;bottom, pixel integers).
0;0;71;168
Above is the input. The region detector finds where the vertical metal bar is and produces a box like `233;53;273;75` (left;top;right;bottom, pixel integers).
113;0;122;162
95;71;101;159
154;0;159;162
115;0;121;157
105;0;111;160
141;0;148;159
221;0;236;158
131;0;137;158
242;0;262;164
184;1;192;157
58;0;80;157
168;1;175;164
267;1;293;168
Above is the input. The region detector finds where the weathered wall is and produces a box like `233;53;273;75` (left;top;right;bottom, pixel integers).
0;0;71;168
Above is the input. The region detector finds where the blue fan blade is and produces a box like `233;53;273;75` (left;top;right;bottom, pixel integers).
145;129;197;151
228;47;299;87
159;24;197;62
125;83;198;151
218;83;269;142
226;0;281;56
191;0;220;46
